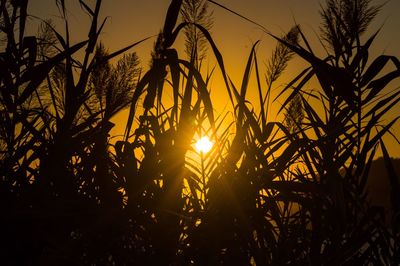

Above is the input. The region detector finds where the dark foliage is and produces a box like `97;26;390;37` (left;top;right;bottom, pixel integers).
0;0;399;265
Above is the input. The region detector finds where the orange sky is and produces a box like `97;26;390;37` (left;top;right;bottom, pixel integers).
28;0;400;57
28;0;400;156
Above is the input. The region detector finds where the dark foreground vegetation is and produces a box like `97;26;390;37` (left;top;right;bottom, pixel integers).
1;0;399;264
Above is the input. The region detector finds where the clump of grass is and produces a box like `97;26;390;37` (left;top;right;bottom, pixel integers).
0;0;399;265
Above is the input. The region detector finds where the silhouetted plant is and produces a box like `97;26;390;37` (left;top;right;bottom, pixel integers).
1;0;399;265
283;94;304;134
271;0;400;264
181;0;213;67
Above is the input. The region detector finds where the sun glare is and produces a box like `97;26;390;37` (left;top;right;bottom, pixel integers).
195;136;213;154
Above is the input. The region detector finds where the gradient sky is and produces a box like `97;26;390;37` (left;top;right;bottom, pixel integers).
28;0;400;156
28;0;400;57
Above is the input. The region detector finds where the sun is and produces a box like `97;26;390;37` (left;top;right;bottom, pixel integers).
195;136;213;154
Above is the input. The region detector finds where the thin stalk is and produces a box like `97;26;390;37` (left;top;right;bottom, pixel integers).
200;151;206;205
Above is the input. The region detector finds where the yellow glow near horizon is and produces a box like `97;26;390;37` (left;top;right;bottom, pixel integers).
195;136;213;154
